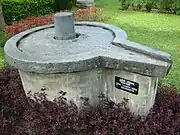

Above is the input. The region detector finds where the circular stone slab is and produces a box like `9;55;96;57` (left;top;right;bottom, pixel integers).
4;21;172;77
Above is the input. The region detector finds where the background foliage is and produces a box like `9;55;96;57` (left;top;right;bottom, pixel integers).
0;28;8;47
0;0;77;24
4;7;103;37
118;0;180;13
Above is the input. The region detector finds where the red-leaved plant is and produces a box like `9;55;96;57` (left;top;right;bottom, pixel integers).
0;68;180;135
4;7;105;37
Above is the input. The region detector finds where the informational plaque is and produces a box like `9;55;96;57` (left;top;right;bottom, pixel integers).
115;76;139;95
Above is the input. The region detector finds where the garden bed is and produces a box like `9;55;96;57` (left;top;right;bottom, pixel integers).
0;68;180;135
4;7;103;37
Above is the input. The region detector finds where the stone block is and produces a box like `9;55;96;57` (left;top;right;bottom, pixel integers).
4;12;172;116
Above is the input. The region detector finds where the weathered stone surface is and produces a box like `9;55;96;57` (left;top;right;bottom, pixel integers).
4;22;172;77
19;68;158;116
102;69;159;116
4;12;172;116
19;69;101;107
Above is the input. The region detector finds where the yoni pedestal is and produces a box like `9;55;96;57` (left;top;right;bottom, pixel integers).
4;13;172;117
19;68;159;117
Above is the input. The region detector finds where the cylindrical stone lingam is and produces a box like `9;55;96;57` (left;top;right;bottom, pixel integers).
4;12;172;117
54;12;76;40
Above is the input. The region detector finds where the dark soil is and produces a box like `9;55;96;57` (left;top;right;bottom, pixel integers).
0;68;180;135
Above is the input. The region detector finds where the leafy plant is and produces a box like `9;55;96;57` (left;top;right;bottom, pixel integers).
118;0;180;14
143;0;157;12
172;0;180;14
4;7;104;37
0;27;8;47
145;3;153;12
132;0;144;10
0;68;180;134
0;0;77;25
119;0;132;10
157;0;174;11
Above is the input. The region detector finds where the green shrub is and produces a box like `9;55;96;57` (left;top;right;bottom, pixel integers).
172;0;180;14
54;0;73;11
132;0;144;10
0;0;76;25
0;0;54;24
143;0;156;12
0;27;8;47
157;0;173;11
5;7;102;37
119;0;180;14
119;0;132;10
145;3;153;12
155;0;180;13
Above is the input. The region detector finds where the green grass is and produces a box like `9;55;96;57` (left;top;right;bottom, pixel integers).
96;0;180;89
0;29;5;68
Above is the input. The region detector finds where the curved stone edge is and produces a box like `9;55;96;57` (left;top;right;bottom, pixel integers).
4;22;172;77
76;21;128;40
112;39;172;63
4;50;170;77
78;22;172;64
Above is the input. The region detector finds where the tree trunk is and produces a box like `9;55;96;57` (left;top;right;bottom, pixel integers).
0;6;6;27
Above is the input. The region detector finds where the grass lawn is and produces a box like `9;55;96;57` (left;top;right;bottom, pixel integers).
95;0;180;90
0;30;5;68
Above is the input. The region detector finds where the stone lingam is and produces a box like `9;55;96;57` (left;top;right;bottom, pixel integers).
4;12;172;117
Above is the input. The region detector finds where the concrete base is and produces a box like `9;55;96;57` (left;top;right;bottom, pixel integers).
102;69;158;116
76;0;94;8
19;68;158;116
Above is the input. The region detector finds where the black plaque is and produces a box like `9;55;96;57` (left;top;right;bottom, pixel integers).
115;76;139;95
